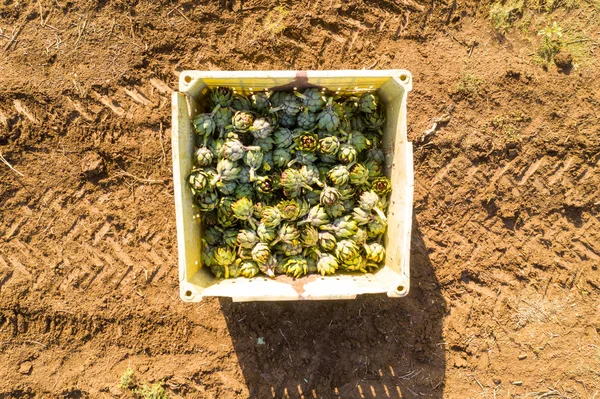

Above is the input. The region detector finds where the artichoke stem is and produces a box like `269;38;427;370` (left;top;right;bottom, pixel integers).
374;207;387;221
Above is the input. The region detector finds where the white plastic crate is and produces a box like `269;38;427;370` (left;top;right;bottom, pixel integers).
172;70;413;302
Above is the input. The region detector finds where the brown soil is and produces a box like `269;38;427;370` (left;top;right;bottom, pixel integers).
1;1;599;398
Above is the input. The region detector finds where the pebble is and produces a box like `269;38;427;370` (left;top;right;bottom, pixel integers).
518;353;528;360
512;381;523;386
18;361;32;375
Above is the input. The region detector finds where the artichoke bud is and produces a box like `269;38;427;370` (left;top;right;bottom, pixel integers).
214;159;241;183
277;240;303;256
349;163;369;186
297;88;326;112
371;176;392;196
282;256;308;278
237;229;259;249
297;109;317;130
193;113;216;139
234;183;254;200
317;98;341;132
327;165;350;186
194;147;214;167
250;117;274;139
334;239;360;264
211;87;233;107
338;143;358;165
251;242;271;264
358;93;379;114
257;222;278;243
320;186;342;207
352;207;375;226
326;202;345;218
367;215;388;239
232;111;254;131
365;159;383;179
295;131;319;153
254;176;274;195
319;136;341;156
203;226;222;247
261;206;282;228
273;127;295;148
259;255;278;278
195;190;219;211
202;246;217;268
318;231;337;252
365;242;386;263
231;94;252;111
317;254;339;276
301;225;319;247
278;199;302;220
240;260;260;278
213;106;234;130
273;148;292;168
188;169;209;196
297;205;330;227
251;92;270;113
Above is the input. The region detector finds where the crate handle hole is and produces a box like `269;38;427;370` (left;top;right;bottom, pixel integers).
395;285;405;294
399;74;409;83
184;290;193;298
183;75;192;84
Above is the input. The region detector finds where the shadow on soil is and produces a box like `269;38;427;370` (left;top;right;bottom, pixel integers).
220;218;447;398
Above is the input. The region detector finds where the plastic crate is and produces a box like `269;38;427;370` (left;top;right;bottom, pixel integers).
172;70;413;302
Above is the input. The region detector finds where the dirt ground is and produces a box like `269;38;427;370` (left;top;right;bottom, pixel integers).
1;0;599;398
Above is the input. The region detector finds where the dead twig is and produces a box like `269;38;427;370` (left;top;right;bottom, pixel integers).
3;21;26;52
74;16;88;48
418;105;455;143
0;152;24;177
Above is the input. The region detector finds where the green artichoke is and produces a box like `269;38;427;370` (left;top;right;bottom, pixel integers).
216;180;237;196
318;231;337;252
234;183;254;200
358;93;378;114
195;190;219;211
253;136;275;152
294;131;319;153
296;88;325;112
320;186;342;207
251;92;270;113
251;242;271;264
358;190;387;220
297;205;330;227
214;159;241;183
297;109;317;130
317;253;339;276
365;148;385;164
193;113;216;141
203;226;222;247
259;255;278;278
364;158;383;179
213;106;234;130
244;149;264;181
277;240;303;256
240;260;260;278
364;242;385;263
231;94;251;111
367;214;387;239
318;136;340;156
188;169;210;196
273;127;295;148
301;225;319;247
334;239;361;266
257;222;277;243
326;202;345;218
261;206;282;228
237;229;259;249
320;215;358;239
250;117;275;139
277;199;306;221
281;168;312;195
211;87;233;107
279;112;297;128
349;163;369;186
232;111;254;131
362;107;385;130
194;147;214;167
338;143;358;165
273;148;292;169
282;256;308;278
327;165;350;186
317;97;340;132
371;176;392;196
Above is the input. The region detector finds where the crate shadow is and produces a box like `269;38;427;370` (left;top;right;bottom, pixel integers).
220;218;446;398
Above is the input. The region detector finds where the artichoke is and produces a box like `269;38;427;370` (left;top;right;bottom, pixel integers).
364;242;385;263
291;150;318;165
232;111;254;131
194;147;214;167
257;222;277;243
358;93;379;114
317;253;339;276
297;109;317;130
203;226;222;247
273;222;300;245
296;88;325;112
279;112;297;128
211;87;233;107
334;239;361;266
327;165;350;186
240;260;260;278
362;107;385;130
215;246;236;277
371;176;392;196
349;163;369;186
276;92;302;116
251;92;270;113
282;256;308;278
214;159;241;183
237;229;259;249
297;205;330;227
281;168;312;195
222;228;239;247
244;149;264;181
273;148;292;168
231;94;251;111
320;186;342;207
213;106;234;130
251;242;271;264
365;147;385;164
358;190;387;220
235;183;254;200
338;143;358;165
193;113;216;141
231;197;257;228
277;240;303;256
250;117;275;139
253;136;275;152
254;175;274;195
300;164;324;188
260;255;278;278
367;214;387;239
261;206;282;228
317;97;340;132
326;202;345;218
216;180;237;196
294;131;319;153
320;215;358;239
202;246;217;268
301;225;319;247
318;231;337;252
364;158;383;179
277;199;305;221
273;127;295;148
318;136;340;156
352;207;376;226
188;169;210;196
347;131;371;152
195;190;219;211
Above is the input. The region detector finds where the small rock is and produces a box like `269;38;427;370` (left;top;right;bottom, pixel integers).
256;337;265;345
508;148;518;159
518;353;528;360
512;380;523;386
453;357;468;368
493;377;501;385
139;365;149;373
81;151;105;176
19;361;32;375
554;50;573;72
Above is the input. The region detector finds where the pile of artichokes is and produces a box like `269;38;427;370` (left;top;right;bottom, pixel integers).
188;87;392;279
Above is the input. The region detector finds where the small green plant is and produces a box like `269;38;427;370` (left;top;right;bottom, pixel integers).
537;21;563;63
490;0;524;31
118;368;169;399
119;368;136;390
263;6;288;37
455;73;485;99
